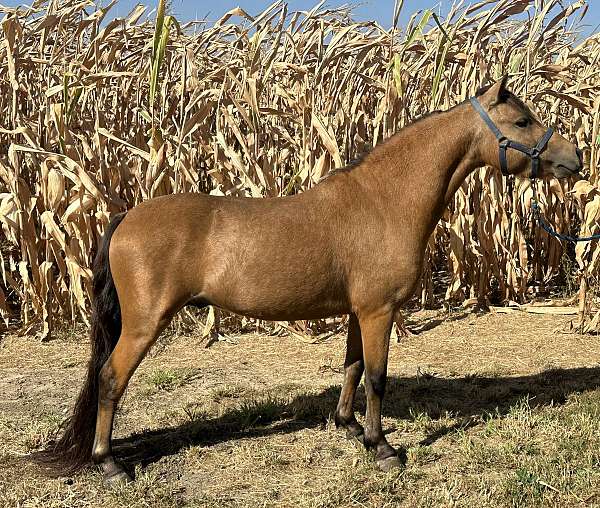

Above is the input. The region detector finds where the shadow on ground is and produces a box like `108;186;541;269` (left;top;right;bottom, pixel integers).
404;308;475;334
114;366;600;469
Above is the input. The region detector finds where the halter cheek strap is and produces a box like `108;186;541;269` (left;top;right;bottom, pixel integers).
469;97;554;179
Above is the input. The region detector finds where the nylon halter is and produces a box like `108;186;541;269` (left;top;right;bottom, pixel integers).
470;96;600;243
469;97;554;179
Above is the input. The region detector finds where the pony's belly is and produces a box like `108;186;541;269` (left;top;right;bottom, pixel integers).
200;239;350;320
234;300;349;321
205;283;350;321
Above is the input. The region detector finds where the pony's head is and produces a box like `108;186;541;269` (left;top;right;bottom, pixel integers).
473;77;583;179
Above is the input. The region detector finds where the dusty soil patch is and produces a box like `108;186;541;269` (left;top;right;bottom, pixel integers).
1;310;599;507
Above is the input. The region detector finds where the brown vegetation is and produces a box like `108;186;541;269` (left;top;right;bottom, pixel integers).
0;0;599;336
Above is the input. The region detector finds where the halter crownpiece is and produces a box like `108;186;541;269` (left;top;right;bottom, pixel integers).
469;97;554;179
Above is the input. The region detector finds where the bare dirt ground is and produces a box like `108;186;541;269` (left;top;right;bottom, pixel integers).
1;309;600;507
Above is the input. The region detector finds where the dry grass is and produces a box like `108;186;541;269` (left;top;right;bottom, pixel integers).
0;1;599;336
1;311;600;507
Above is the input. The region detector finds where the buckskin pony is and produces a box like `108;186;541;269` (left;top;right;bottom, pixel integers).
40;78;583;482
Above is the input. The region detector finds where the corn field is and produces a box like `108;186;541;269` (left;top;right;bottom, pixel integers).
0;0;599;338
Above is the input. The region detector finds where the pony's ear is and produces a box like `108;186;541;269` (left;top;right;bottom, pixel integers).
485;76;510;106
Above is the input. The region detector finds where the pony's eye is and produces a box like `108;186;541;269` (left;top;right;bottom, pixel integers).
515;118;530;128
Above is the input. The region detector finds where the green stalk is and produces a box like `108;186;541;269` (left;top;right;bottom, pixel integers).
150;0;167;132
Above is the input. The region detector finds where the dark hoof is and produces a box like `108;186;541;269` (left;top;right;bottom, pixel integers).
376;454;403;472
346;429;365;445
99;460;133;485
104;468;133;485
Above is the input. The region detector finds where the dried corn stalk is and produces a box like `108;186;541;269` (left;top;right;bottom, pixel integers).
0;0;598;336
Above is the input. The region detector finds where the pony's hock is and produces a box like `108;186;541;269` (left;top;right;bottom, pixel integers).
38;78;583;482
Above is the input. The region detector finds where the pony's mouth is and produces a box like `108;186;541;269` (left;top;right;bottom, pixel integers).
555;163;581;176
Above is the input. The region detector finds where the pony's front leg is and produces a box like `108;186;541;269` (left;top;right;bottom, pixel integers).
335;313;365;440
358;309;403;471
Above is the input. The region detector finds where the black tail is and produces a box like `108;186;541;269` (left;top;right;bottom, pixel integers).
35;212;127;474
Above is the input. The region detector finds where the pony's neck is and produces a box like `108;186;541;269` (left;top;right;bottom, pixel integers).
356;101;481;230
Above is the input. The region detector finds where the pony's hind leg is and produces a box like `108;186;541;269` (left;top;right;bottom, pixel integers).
91;314;172;483
335;314;365;440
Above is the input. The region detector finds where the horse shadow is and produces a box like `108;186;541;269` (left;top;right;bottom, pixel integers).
113;366;600;468
403;307;475;334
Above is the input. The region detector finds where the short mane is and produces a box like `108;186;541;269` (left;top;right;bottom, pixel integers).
325;109;444;179
326;85;529;180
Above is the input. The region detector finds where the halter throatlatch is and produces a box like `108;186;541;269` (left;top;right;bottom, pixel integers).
469;97;554;179
470;96;600;243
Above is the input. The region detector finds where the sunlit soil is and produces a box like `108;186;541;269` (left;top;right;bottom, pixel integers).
1;310;599;507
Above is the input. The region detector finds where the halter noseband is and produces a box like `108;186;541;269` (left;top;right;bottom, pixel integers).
470;97;554;179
